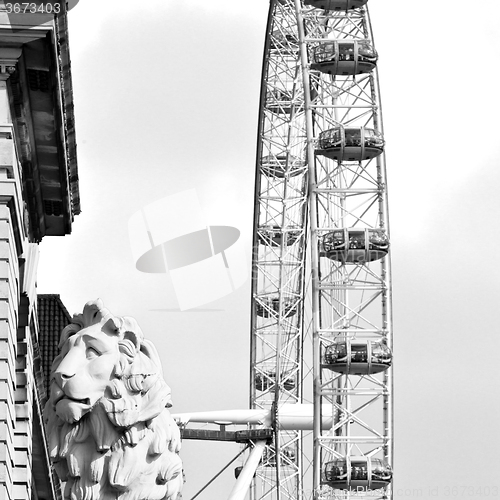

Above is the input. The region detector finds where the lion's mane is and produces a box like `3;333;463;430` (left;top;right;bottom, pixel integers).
44;299;183;500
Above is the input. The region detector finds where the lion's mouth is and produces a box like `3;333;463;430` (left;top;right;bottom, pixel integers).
51;383;92;407
63;396;91;406
55;397;93;424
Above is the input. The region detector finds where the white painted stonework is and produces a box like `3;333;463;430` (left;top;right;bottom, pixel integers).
44;299;183;500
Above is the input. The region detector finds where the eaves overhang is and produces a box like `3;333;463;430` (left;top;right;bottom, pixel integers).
0;6;79;241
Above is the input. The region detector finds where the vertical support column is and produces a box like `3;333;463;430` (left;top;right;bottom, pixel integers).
13;295;32;500
0;63;31;500
293;2;323;497
0;318;15;500
0;75;18;500
251;3;309;499
0;204;18;500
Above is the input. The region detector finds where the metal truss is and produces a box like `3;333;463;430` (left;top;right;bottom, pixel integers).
250;1;392;500
301;3;393;500
250;1;308;499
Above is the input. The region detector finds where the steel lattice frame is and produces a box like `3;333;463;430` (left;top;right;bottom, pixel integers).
250;2;309;500
250;1;393;500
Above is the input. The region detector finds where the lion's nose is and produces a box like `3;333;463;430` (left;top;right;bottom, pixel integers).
54;371;75;387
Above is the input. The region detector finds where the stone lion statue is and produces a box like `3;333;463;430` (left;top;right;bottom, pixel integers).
44;299;183;500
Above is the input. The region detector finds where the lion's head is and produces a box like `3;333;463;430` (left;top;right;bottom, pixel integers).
44;299;183;500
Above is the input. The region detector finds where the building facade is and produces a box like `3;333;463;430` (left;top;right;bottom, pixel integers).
0;5;78;500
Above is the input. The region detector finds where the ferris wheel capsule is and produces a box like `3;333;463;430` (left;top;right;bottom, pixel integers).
260;155;307;178
311;40;378;75
304;0;368;10
257;225;302;247
255;295;298;318
270;27;298;50
323;339;392;375
262;445;297;468
322;228;389;263
266;89;297;115
254;370;297;392
323;456;392;491
316;126;384;161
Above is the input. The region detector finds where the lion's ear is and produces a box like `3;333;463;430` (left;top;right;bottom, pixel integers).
118;339;137;362
118;331;141;361
123;330;140;351
117;336;140;368
115;318;143;359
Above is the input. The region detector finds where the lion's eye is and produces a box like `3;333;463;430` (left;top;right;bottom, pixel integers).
86;347;101;359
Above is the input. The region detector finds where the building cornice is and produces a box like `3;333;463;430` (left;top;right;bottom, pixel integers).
0;7;79;241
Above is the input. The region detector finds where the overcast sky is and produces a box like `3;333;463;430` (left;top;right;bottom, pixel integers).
37;1;500;499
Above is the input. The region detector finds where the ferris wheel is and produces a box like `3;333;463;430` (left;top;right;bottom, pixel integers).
173;1;393;499
249;0;393;499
